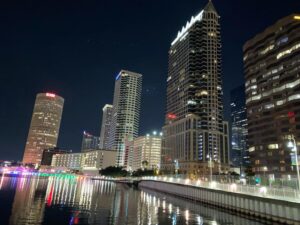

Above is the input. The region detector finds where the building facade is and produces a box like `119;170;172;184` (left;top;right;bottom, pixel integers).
131;133;162;171
23;93;64;165
81;131;100;152
230;85;249;169
123;136;134;171
108;70;142;166
99;104;113;149
41;147;71;166
243;14;300;177
161;1;229;176
51;149;116;174
51;153;82;170
81;149;117;174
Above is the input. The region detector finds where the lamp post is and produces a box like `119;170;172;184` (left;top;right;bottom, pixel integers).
174;159;179;178
207;154;213;182
287;138;300;193
263;166;268;186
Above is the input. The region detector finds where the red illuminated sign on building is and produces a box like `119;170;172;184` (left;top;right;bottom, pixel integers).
46;93;56;98
288;111;295;118
167;113;177;120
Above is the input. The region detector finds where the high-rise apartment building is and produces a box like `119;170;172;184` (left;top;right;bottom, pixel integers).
243;14;300;177
23;93;64;165
81;131;100;152
108;70;142;166
99;104;113;149
161;1;229;175
131;132;162;171
230;85;249;169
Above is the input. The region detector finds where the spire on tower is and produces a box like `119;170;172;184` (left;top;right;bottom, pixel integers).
204;0;217;13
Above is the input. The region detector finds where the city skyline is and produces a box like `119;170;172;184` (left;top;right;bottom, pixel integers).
1;0;300;160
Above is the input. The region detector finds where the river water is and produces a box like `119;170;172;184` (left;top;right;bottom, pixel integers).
0;176;271;225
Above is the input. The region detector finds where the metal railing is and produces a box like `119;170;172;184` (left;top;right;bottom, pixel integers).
141;176;300;203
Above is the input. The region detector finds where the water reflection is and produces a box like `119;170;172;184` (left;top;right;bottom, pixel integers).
10;177;48;225
0;176;267;225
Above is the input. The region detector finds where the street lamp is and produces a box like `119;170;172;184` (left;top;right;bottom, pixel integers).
207;154;213;182
174;160;179;177
287;138;300;193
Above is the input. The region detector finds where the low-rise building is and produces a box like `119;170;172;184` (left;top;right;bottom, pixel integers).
51;153;82;170
41;147;71;166
82;149;117;175
51;149;117;175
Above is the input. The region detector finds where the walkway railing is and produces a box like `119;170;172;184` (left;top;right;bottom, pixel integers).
140;176;300;203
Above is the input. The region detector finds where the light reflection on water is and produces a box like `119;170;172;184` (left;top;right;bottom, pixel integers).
0;176;267;225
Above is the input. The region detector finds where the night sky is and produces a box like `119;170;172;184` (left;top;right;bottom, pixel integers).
0;0;299;160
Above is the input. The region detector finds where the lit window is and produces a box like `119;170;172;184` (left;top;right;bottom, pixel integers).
200;90;208;96
187;100;197;105
288;94;300;101
249;146;255;152
268;144;278;149
259;44;274;55
277;43;300;59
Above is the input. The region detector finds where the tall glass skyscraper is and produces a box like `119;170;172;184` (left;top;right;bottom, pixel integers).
99;104;113;149
161;1;229;175
23;93;64;165
108;70;142;166
230;85;249;169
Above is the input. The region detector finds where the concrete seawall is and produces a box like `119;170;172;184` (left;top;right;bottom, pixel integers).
139;180;300;224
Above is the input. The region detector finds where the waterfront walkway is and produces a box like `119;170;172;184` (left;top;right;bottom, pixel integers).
96;176;300;203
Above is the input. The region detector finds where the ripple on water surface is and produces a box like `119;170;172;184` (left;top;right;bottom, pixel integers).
0;176;269;225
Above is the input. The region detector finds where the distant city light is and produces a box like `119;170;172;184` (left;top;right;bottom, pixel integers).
153;131;157;135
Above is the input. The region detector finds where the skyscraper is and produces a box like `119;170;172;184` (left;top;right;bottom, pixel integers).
23;93;64;165
108;70;142;166
244;14;300;177
161;1;229;175
99;104;113;149
81;131;100;152
230;85;249;169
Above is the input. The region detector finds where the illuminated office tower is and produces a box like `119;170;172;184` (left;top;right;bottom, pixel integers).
100;104;113;149
81;131;100;152
230;85;249;169
23;93;64;165
244;14;300;177
161;1;229;175
108;70;142;166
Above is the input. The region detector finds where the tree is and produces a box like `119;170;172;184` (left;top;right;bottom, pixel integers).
132;169;155;177
142;160;149;170
100;166;128;177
